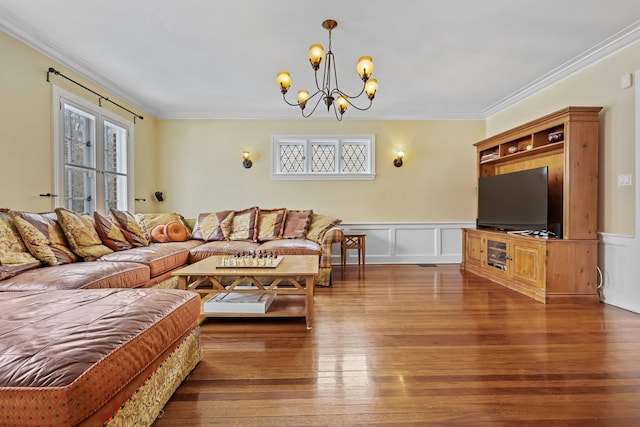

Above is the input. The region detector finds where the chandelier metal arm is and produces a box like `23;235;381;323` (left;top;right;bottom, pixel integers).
333;88;373;111
301;92;329;118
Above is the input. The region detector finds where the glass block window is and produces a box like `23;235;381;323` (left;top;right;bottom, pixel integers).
272;135;375;180
53;86;133;214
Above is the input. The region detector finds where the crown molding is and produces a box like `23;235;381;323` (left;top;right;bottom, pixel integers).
483;20;640;119
153;110;485;121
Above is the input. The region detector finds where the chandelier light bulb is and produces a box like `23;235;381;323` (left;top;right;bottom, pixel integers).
297;90;310;108
336;96;349;114
308;44;325;70
356;56;374;81
365;78;378;100
276;71;292;94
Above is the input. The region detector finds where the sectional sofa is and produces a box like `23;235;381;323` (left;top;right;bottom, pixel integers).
0;207;343;291
0;206;342;425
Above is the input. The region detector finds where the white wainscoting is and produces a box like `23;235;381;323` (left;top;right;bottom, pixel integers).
599;233;640;313
331;222;475;265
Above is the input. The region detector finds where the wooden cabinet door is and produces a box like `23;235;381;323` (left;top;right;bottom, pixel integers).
510;240;545;289
465;231;483;266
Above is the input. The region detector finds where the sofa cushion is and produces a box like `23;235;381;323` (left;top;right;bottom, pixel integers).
282;209;313;239
55;208;113;261
10;211;78;266
94;211;133;251
0;261;149;291
191;211;232;241
0;211;41;279
257;208;286;242
306;214;342;243
257;239;321;256
135;212;192;243
189;240;261;263
99;241;202;277
223;207;258;242
110;209;149;247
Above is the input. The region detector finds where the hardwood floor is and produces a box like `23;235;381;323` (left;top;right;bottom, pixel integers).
154;264;640;426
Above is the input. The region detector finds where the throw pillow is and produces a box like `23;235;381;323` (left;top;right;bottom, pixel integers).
191;211;232;241
10;211;78;266
306;214;342;243
55;208;113;261
164;221;189;241
110;209;149;247
256;208;286;242
282;209;313;239
93;211;133;251
134;212;192;242
225;207;259;241
150;224;170;243
0;211;40;265
0;211;41;278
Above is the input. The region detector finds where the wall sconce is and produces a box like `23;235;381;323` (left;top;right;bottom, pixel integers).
393;151;405;167
242;151;253;168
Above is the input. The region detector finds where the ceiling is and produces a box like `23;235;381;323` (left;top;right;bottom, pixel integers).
1;0;640;120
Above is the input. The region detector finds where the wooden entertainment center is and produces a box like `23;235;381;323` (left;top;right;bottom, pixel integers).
461;106;602;303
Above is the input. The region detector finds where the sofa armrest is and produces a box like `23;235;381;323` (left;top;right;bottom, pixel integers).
321;227;343;246
318;227;343;269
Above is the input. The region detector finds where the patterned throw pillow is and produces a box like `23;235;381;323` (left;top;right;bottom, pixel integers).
55;208;113;261
10;211;78;266
191;211;232;241
306;214;342;243
93;211;133;251
256;208;286;242
110;209;149;247
0;211;41;279
223;207;258;241
134;212;192;243
282;209;313;239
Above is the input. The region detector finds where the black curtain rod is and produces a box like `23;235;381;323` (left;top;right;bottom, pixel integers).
46;67;144;123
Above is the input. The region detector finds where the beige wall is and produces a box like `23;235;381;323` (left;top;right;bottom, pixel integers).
487;41;640;236
156;119;483;223
0;30;158;212
11;26;637;232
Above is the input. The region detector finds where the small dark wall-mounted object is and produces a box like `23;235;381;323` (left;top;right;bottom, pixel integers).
242;151;253;168
154;191;164;202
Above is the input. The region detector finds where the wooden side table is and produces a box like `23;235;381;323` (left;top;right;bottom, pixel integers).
341;233;366;267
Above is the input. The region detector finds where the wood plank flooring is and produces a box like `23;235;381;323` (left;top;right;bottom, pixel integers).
154;264;640;426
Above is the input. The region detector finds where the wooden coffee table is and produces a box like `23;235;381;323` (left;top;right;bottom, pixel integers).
172;255;318;329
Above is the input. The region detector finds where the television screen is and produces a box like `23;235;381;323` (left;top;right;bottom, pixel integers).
477;166;548;231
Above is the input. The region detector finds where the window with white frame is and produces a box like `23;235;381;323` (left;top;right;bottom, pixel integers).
272;135;375;180
53;86;134;213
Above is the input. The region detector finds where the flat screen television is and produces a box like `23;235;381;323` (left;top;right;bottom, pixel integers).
477;166;548;231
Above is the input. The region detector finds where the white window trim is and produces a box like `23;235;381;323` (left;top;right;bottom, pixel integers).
271;134;376;180
52;85;135;212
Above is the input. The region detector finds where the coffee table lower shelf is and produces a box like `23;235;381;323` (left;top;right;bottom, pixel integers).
200;294;306;319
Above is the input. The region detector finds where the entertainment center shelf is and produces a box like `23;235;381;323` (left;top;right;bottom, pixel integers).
461;106;602;303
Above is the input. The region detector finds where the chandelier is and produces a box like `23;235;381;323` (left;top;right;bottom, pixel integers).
276;19;378;121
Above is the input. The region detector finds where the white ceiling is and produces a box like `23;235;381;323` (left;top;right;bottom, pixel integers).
1;0;640;120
